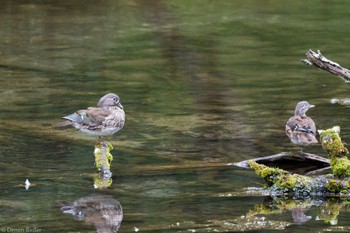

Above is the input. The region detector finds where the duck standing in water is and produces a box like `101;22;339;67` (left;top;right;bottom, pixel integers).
56;93;125;138
285;101;318;146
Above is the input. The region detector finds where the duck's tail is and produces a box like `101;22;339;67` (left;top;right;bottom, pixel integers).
55;120;73;128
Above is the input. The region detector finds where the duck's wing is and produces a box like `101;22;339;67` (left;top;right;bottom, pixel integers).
286;116;318;145
286;116;300;137
294;117;316;135
306;117;317;135
286;116;316;135
61;107;111;127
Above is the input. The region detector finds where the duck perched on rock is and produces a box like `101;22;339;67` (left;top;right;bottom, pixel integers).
56;93;125;137
285;101;318;146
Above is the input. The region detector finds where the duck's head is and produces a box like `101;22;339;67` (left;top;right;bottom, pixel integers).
295;101;314;117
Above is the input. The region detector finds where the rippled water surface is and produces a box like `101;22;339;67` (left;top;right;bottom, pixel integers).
2;1;350;232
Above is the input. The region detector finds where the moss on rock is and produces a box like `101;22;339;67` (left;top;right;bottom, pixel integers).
248;161;312;194
318;126;349;159
319;126;350;177
331;157;350;177
247;126;350;195
247;161;288;187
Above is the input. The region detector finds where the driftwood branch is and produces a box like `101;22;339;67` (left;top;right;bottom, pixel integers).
301;49;350;83
235;151;330;175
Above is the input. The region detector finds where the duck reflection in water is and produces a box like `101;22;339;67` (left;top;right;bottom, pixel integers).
292;208;312;224
60;195;123;233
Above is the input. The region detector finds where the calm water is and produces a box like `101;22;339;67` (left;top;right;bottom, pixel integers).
1;0;350;232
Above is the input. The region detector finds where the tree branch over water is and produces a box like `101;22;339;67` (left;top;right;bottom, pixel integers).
301;49;350;83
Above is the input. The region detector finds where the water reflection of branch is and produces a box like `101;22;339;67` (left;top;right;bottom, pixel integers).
60;195;123;233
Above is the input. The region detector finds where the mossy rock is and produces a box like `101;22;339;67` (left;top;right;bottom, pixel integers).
319;126;350;177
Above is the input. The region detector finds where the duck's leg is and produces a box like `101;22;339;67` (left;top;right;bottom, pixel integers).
97;136;102;144
96;136;110;149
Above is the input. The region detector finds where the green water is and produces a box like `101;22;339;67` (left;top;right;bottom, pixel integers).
1;0;350;232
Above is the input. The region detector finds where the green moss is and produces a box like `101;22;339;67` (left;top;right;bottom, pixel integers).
325;179;344;193
280;174;312;191
331;157;350;177
319;126;350;177
94;141;114;171
317;200;342;224
248;203;283;216
318;126;349;159
93;175;113;189
248;161;288;186
345;180;350;190
248;161;312;193
277;174;297;189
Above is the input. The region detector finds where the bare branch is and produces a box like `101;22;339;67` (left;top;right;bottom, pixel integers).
301;49;350;83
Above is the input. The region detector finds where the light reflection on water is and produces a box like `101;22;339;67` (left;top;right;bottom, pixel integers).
1;0;350;232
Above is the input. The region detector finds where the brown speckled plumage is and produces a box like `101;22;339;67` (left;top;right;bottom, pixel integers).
285;101;317;146
56;93;125;137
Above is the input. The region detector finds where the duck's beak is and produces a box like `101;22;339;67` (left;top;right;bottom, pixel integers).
117;102;123;109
